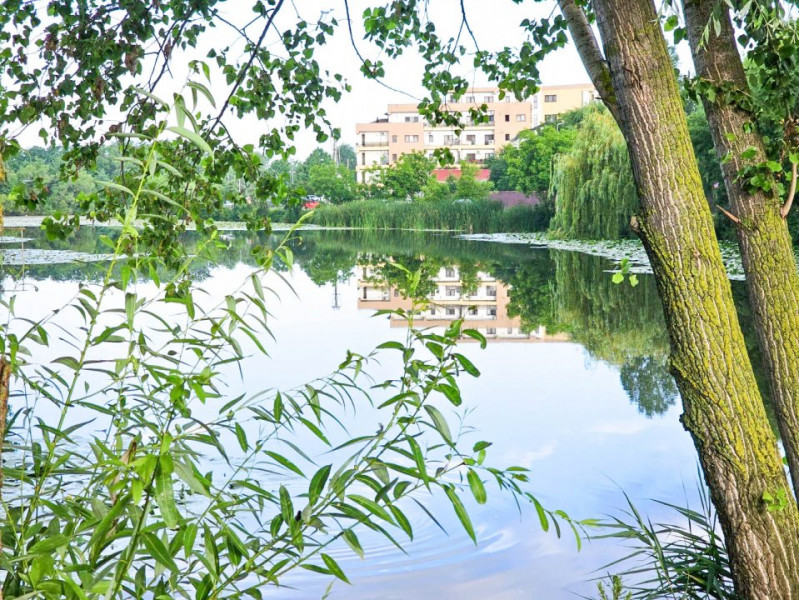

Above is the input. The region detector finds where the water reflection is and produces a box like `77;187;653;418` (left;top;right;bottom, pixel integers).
1;228;679;418
0;226;712;599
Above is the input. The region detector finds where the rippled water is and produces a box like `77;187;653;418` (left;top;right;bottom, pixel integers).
1;228;726;599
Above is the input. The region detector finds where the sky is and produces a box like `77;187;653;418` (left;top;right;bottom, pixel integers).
11;1;616;159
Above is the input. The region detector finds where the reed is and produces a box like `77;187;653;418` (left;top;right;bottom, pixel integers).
310;198;549;233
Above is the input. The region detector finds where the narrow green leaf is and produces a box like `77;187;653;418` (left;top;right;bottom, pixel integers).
167;125;213;156
444;486;476;543
467;469;487;505
142;532;178;572
424;405;452;444
309;464;332;506
321;553;350;584
155;455;181;529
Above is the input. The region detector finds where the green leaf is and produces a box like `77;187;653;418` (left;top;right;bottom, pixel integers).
424;405;452;444
342;529;364;559
29;534;69;555
167;125;213;156
235;423;248;452
467;469;487;505
444;486;476;543
97;180;136;197
321;553;350;584
453;353;480;377
141;532;179;572
265;451;305;477
309;464;332;506
611;272;624;284
155;455;181;529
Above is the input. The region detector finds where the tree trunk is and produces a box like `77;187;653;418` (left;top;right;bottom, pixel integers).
589;0;799;596
683;0;799;499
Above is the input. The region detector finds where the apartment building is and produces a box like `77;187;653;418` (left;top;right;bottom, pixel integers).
355;84;598;183
357;264;569;343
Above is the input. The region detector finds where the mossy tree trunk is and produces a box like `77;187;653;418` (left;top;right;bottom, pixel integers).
560;0;799;596
683;0;799;499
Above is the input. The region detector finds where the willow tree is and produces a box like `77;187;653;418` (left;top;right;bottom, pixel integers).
549;108;638;239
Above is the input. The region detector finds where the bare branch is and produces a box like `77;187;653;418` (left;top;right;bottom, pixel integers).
781;161;798;218
556;0;621;124
207;0;286;136
342;0;419;101
717;204;742;224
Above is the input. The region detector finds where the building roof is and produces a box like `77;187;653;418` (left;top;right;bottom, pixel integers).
490;191;541;207
434;168;491;182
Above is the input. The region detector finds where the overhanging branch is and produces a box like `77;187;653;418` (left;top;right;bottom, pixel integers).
556;0;621;125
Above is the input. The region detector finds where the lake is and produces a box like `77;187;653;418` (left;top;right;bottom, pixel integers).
2;227;744;599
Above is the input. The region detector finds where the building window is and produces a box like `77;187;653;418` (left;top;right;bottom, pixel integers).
404;116;420;122
488;111;495;124
394;289;400;297
391;154;397;162
507;327;514;334
445;267;456;278
466;95;475;103
466;153;476;162
504;133;510;141
484;95;494;103
430;307;436;315
446;286;459;297
504;114;510;122
488;307;497;317
428;134;434;143
485;134;494;145
404;135;419;143
545;114;559;123
468;306;478;316
533;96;539;108
392;135;398;143
486;328;496;335
486;152;495;159
516;114;526;122
446;307;457;316
362;153;366;165
466;134;476;145
486;285;497;297
544;94;557;102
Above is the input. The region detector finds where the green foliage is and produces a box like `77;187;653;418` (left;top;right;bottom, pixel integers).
454;162;492;201
503;125;577;196
307;162;358;204
373;152;436;200
592;483;735;600
549;109;639;240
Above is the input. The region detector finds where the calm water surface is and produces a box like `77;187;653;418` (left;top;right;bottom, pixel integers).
3;228;738;599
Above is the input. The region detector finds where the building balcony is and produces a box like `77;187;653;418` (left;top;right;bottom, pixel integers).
357;141;390;148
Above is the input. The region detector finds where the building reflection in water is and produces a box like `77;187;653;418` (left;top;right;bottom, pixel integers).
356;264;569;343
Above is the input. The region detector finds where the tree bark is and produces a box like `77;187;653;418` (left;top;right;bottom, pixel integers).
585;0;799;596
682;0;799;499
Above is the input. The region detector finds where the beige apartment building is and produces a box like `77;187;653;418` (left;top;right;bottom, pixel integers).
357;264;569;343
355;84;598;183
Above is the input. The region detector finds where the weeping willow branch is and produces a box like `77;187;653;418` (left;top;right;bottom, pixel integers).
781;162;798;219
